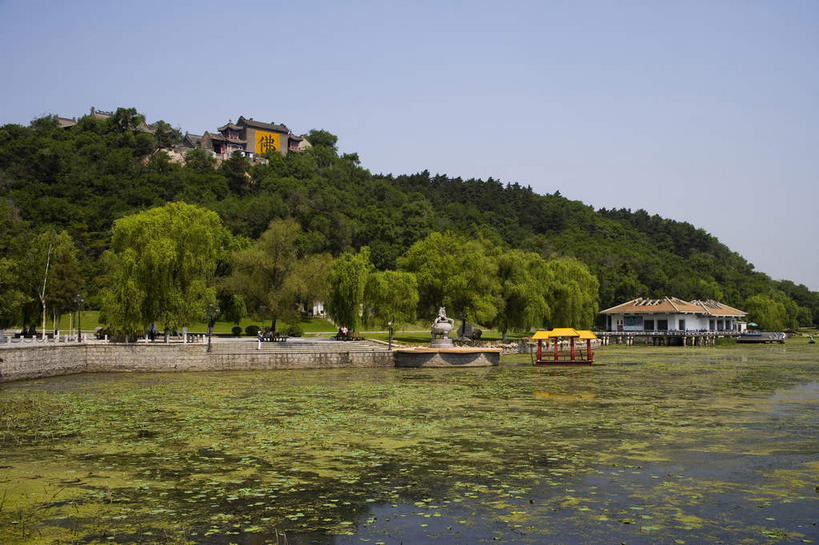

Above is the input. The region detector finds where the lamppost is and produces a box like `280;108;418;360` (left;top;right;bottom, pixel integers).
74;293;84;342
388;321;393;350
206;302;219;353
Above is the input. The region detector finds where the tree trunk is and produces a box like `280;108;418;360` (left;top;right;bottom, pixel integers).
271;318;277;334
502;328;508;343
41;300;47;341
39;243;54;341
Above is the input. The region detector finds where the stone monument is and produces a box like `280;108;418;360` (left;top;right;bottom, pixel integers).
430;307;455;348
393;306;501;368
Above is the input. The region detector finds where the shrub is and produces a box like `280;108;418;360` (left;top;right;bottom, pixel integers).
245;325;260;337
286;323;304;337
231;326;242;337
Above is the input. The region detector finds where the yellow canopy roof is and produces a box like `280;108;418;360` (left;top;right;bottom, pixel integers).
532;328;580;339
576;330;597;340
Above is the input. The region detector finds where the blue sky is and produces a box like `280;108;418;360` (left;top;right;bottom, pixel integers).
1;0;817;290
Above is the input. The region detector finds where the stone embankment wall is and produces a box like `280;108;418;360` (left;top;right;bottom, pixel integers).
0;344;394;383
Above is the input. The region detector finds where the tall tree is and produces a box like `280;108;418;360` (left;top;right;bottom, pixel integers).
543;257;599;329
396;232;459;320
327;247;373;332
14;229;81;337
363;270;419;328
101;202;228;337
151;120;182;149
0;201;32;333
493;249;551;341
222;218;302;333
744;294;787;331
283;252;334;317
397;232;500;328
43;230;84;333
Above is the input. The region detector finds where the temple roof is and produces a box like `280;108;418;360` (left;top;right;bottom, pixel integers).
56;117;76;128
237;116;289;133
217;122;242;131
205;132;246;144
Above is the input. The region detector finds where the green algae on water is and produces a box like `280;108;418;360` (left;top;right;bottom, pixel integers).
0;344;817;544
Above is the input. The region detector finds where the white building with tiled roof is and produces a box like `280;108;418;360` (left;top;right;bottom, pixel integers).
600;297;746;332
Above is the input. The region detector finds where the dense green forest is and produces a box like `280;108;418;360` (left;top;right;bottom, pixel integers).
1;108;816;333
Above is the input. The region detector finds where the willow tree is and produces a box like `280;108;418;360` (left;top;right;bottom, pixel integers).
493;249;551;341
327;247;373;332
543;257;599;329
744;294;787;330
397;232;500;329
363;270;419;328
396;232;458;318
101;202;228;338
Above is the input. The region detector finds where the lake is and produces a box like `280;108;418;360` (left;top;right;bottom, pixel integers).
1;344;817;544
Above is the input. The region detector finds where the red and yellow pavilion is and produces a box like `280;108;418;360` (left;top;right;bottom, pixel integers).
532;328;597;365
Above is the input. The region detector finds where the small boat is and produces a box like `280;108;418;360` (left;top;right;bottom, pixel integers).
737;332;786;344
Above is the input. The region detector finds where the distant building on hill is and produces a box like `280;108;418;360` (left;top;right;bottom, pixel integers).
192;116;311;160
54;109;310;161
57;107;155;133
600;297;746;332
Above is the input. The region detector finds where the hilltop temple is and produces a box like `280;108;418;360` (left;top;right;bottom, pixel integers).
184;116;310;160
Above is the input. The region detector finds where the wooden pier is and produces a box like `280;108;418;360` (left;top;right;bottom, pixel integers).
596;331;739;347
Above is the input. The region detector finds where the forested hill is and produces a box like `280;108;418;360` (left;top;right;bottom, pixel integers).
1;109;816;328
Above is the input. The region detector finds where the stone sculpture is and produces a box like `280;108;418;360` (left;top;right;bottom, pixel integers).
430;307;455;347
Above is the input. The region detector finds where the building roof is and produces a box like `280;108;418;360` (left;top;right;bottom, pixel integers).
183;132;202;146
600;296;746;317
690;299;746;317
205;132;246;144
599;297;703;315
56;117;76;128
237;116;289;133
217;122;242;132
532;328;580;339
90;107;113;119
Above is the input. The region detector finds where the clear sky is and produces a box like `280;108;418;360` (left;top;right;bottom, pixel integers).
1;0;817;290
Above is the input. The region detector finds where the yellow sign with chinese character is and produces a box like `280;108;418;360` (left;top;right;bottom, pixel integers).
254;131;280;154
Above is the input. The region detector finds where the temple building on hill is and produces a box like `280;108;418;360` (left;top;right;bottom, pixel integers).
56;107;155;133
600;297;746;332
190;116;311;160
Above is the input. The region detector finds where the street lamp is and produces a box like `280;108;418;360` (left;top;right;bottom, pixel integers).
74;293;84;342
206;302;219;353
388;321;393;350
